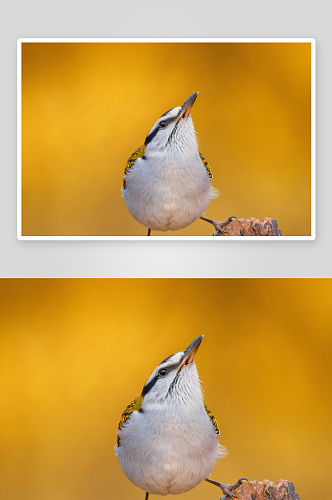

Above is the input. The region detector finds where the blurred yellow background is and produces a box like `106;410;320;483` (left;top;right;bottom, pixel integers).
21;42;312;236
1;279;331;500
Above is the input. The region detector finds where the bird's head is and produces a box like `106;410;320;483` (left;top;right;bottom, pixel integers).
143;92;199;155
140;335;204;407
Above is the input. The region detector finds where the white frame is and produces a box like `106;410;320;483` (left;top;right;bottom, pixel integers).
17;38;316;240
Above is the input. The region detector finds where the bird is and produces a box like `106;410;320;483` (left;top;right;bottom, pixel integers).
115;336;247;499
121;92;235;236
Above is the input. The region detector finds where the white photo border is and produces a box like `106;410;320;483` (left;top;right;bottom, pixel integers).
17;38;316;241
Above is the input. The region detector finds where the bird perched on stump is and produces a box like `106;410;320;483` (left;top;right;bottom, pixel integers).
122;92;228;236
115;336;247;499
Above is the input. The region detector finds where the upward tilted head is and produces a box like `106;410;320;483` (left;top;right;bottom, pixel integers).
140;334;204;406
143;92;200;155
122;93;218;234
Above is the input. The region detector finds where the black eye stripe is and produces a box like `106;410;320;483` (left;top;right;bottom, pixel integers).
141;361;180;396
144;127;159;146
141;375;159;396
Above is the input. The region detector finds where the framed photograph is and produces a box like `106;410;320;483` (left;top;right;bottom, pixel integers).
1;278;330;499
17;39;315;240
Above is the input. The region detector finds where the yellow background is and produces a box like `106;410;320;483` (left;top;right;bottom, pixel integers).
21;42;312;236
1;279;331;500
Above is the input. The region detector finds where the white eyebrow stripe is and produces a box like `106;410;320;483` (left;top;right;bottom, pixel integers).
159;108;174;119
159;106;181;122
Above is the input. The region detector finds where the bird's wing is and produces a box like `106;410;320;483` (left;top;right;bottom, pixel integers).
123;144;147;188
204;403;220;435
199;152;213;179
116;395;144;446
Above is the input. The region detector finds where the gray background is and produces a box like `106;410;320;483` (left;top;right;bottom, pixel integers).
1;0;330;277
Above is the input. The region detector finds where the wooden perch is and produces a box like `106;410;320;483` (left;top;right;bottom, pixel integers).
221;479;300;500
212;217;282;236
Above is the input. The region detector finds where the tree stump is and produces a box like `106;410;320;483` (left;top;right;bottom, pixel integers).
221;479;300;500
213;217;282;236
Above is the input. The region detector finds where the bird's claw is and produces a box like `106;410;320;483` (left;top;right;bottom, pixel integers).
214;216;237;236
220;478;248;500
219;484;237;500
205;477;248;500
221;216;238;225
231;478;248;489
200;216;237;236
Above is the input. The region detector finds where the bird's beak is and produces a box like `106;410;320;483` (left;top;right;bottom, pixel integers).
177;92;199;124
180;335;203;371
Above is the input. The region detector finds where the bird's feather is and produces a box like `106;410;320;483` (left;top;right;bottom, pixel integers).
123;145;146;188
204;403;220;435
199;152;213;179
117;395;144;445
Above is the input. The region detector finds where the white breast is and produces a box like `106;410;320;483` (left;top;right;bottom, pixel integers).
122;151;216;232
116;399;224;495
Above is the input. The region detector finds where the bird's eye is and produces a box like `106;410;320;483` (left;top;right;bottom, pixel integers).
158;368;167;377
159;121;167;128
